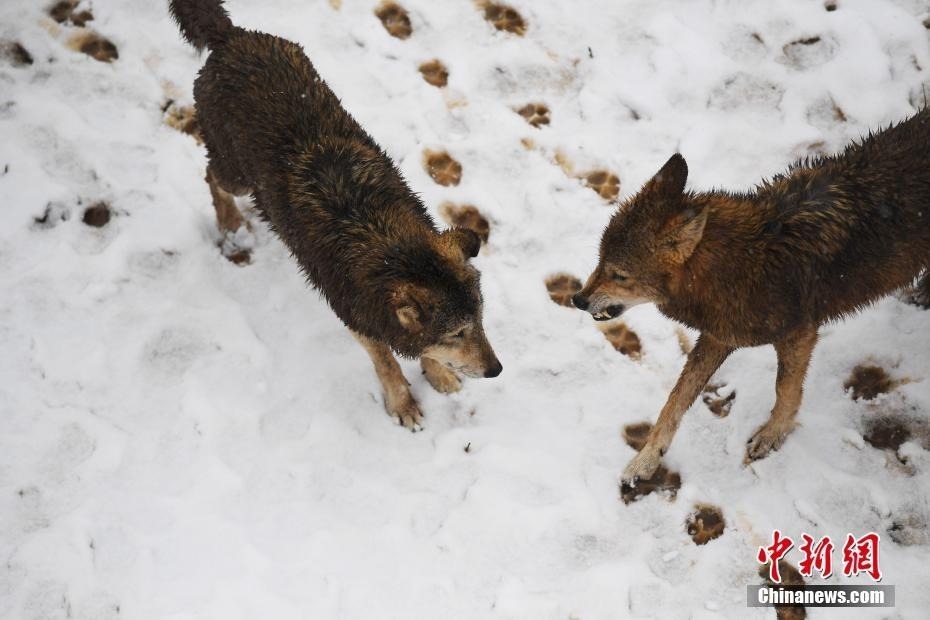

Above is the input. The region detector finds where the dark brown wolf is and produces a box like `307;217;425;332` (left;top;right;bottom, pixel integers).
573;111;930;489
169;0;501;430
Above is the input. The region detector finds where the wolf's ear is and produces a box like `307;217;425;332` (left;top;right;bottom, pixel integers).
660;206;707;262
391;284;433;333
395;305;422;332
439;228;481;261
645;153;689;200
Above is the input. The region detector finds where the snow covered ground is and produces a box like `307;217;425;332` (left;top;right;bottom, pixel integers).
2;0;930;617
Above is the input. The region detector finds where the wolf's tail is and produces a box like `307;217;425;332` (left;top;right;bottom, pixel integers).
169;0;233;51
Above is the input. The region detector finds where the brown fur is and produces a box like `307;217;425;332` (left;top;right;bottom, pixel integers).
574;111;930;486
169;0;501;430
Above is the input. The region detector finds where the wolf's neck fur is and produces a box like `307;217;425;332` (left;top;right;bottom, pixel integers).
658;190;791;345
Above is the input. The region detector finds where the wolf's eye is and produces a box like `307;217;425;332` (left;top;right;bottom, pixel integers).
451;329;466;339
612;272;629;283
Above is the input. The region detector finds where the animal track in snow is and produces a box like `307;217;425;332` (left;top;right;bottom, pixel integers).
622;422;651;452
888;513;928;546
33;202;70;229
49;0;93;27
424;150;462;186
782;35;836;70
516;102;550;128
702;383;735;417
844;364;893;401
3;41;33;66
82;201;111;227
544;273;581;307
49;1;116;63
375;2;412;40
419;59;448;87
583;170;620;201
686;504;725;545
68;31;119;63
440;203;490;244
759;562;807;620
520;143;620;203
481;2;526;36
864;416;910;452
599;322;642;359
709;73;784;111
162;101;202;143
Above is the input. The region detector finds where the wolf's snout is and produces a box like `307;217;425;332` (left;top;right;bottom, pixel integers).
572;293;590;310
484;359;503;378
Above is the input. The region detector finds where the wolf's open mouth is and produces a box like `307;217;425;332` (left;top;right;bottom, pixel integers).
592;305;624;321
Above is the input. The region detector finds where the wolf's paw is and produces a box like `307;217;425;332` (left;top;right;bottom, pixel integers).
745;421;795;463
422;358;462;394
440;203;490;244
219;229;253;266
620;465;681;504
386;394;423;431
517;103;550;128
620;445;662;489
419;59;448;87
375;2;412;40
424;150;463;186
482;3;527;36
583;170;621;201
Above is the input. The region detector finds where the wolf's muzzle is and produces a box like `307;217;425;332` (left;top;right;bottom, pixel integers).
592;304;625;321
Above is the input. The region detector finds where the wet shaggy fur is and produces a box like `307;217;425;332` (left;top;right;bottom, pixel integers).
169;0;500;429
168;0;484;358
575;109;930;485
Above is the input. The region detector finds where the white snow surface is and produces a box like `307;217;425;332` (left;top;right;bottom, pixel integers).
1;0;929;618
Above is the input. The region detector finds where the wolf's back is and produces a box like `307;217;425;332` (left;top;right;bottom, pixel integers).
169;0;233;51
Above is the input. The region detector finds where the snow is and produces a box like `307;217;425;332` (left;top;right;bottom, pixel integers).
1;0;929;618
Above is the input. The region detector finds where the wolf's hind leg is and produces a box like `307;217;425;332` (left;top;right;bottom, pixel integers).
621;334;733;487
206;164;247;236
745;327;818;463
354;332;424;431
421;357;462;394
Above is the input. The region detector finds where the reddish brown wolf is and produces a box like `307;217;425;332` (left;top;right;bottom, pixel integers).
169;0;501;431
573;112;930;490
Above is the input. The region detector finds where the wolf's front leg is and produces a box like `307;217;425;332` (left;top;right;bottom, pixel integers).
621;334;733;490
421;357;462;394
353;332;423;431
745;327;817;462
